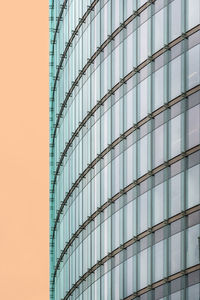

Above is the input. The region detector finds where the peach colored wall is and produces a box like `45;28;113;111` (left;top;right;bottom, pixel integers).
0;1;49;299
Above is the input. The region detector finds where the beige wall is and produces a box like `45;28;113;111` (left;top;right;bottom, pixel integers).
0;1;49;299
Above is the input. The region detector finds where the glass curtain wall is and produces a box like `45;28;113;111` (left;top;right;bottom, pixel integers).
49;0;200;300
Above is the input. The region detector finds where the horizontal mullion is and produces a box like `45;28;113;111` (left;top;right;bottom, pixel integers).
51;25;200;198
52;144;200;286
51;0;155;145
51;84;200;244
52;0;99;103
63;206;200;299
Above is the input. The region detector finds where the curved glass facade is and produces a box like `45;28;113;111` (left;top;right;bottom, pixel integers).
49;1;200;300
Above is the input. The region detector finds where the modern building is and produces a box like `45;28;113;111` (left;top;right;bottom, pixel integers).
49;1;200;299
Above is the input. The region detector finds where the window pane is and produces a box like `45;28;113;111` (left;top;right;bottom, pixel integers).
139;77;148;120
170;0;181;41
139;21;148;63
171;291;181;300
170;56;181;99
186;225;200;268
126;88;136;131
170;232;181;274
139;249;148;289
187;0;200;30
125;255;136;297
154;125;164;167
154;240;164;282
154;66;164;110
126;143;136;186
170;173;181;217
140;135;148;176
187;105;200;149
170;114;181;158
187;45;200;90
153;183;164;225
126;200;136;241
154;8;164;52
126;32;136;75
139;192;148;233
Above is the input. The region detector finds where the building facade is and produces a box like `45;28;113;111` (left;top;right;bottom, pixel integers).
49;1;200;299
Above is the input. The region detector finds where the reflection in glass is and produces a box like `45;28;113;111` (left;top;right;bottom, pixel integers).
139;248;148;289
139;77;148;120
170;114;181;158
170;0;181;41
186;225;200;268
170;173;181;217
187;164;200;208
187;45;200;90
154;125;164;167
154;66;164;110
170;56;181;99
170;232;181;274
154;8;164;52
153;183;164;225
187;0;200;30
139;135;148;176
139;21;148;63
187;105;200;149
139;192;148;233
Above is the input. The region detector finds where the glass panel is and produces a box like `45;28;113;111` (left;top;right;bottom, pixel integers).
126;143;136;186
170;173;181;217
139;248;148;289
170;114;181;158
139;192;148;233
187;45;200;90
103;270;111;300
125;0;136;19
126;32;136;75
187;0;200;30
154;8;164;52
139;20;148;63
171;291;181;300
187;283;200;300
170;0;181;41
125;255;136;297
139;77;148;120
154;66;164;110
153;183;164;225
126;87;136;130
170;232;181;274
186;224;200;268
187;164;200;208
126;199;136;241
170;55;181;100
139;135;148;177
154;125;164;167
187;105;200;149
154;240;164;282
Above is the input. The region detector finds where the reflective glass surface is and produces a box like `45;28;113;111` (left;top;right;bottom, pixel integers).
49;1;200;299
